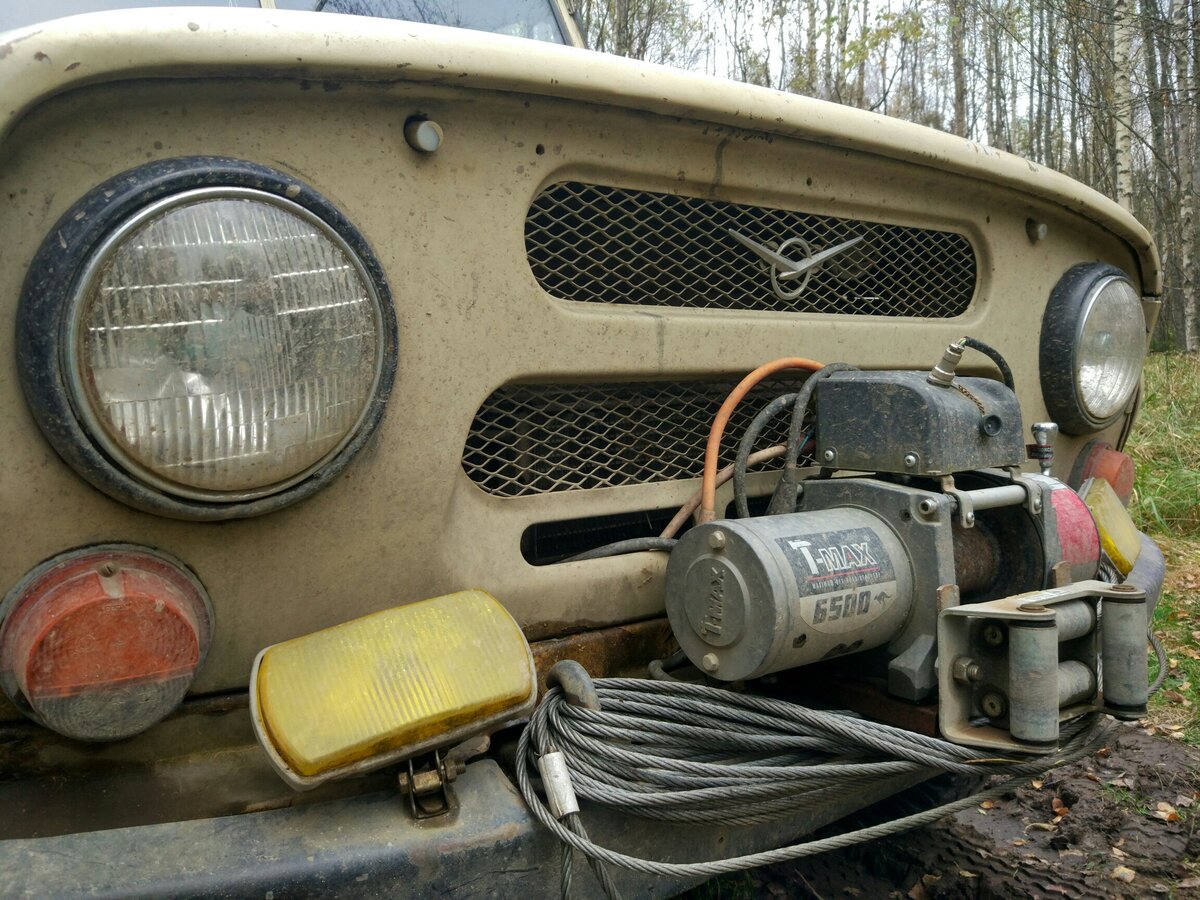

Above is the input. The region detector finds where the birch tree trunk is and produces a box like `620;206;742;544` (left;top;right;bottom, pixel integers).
804;0;818;94
951;0;967;135
1115;0;1135;210
1188;0;1200;350
1174;0;1198;350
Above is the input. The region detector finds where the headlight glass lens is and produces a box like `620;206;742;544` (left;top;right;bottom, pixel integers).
1075;277;1146;421
69;191;384;499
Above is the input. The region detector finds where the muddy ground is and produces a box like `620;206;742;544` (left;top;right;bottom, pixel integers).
703;724;1199;898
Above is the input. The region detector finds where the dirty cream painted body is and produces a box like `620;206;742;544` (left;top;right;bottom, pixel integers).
0;9;1156;715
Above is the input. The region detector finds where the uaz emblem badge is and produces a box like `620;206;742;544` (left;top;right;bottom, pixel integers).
728;229;864;301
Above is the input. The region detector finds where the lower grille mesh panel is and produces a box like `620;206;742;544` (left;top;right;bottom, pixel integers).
526;182;976;317
463;377;813;497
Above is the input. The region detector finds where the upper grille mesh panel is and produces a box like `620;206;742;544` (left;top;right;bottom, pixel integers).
463;377;813;497
526;183;976;317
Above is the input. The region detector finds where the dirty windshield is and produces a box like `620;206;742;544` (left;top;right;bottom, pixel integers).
317;0;567;43
0;0;569;44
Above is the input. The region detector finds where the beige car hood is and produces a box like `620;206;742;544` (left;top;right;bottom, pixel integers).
0;7;1160;293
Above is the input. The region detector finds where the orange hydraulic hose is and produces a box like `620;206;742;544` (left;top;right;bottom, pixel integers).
698;357;824;524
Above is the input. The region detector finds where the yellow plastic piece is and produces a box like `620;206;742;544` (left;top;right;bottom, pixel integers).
1081;477;1141;575
255;590;535;779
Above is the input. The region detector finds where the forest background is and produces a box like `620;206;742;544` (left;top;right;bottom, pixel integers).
574;0;1200;351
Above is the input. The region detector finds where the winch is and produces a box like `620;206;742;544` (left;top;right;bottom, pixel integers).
665;341;1150;751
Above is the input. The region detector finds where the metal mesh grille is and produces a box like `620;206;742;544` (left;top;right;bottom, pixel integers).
526;183;976;316
463;377;812;497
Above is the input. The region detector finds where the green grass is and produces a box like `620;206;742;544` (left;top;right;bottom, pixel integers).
1126;353;1200;745
1099;782;1154;815
1128;353;1200;538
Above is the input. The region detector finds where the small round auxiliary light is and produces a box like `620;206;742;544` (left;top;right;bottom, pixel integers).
0;545;212;742
1040;263;1147;434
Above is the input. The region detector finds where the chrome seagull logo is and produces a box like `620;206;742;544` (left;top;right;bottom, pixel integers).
728;229;864;301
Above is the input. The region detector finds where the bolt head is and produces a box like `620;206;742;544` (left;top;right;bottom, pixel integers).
708;530;727;551
982;622;1005;646
980;691;1007;718
822;449;836;463
701;653;720;673
903;453;918;468
951;656;975;683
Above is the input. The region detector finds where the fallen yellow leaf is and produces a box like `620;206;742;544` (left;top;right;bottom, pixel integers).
1109;865;1136;883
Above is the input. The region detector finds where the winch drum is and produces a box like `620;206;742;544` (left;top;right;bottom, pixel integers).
665;509;915;681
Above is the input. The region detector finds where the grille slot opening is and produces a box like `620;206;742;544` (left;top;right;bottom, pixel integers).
521;494;773;566
522;507;684;565
463;376;813;497
526;182;976;317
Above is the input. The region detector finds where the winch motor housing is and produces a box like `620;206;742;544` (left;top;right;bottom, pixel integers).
664;364;1149;752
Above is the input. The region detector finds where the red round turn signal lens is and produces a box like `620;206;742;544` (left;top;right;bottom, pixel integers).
0;546;212;741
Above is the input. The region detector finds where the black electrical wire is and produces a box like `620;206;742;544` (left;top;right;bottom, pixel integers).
733;393;798;519
647;650;688;682
767;363;857;515
564;538;678;563
960;336;1016;392
784;362;858;470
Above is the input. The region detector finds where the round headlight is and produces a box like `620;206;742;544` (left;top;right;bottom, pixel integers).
18;159;397;519
1040;264;1147;434
69;191;383;499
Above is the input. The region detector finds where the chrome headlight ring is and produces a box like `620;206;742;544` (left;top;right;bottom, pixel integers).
17;157;398;521
1039;262;1147;435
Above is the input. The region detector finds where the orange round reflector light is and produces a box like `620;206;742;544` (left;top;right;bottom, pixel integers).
0;546;212;741
1079;443;1136;506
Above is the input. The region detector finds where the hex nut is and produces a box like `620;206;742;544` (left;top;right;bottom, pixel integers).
952;656;983;684
701;653;720;673
708;530;727;551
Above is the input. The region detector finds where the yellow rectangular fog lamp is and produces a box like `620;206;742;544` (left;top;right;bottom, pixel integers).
251;589;536;790
1080;477;1142;575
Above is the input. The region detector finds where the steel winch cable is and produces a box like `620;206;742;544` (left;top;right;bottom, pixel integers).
517;677;1114;899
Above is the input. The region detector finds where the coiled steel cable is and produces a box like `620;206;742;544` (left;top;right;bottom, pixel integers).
518;678;1113;898
1150;630;1169;694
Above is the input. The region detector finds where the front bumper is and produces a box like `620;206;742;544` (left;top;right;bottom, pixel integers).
0;758;923;898
0;535;1166;898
